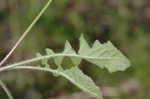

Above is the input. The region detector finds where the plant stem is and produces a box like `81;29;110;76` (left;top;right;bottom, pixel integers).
0;0;52;67
0;53;118;72
11;66;57;74
0;80;14;99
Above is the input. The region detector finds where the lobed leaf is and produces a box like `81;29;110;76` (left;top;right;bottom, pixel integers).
78;36;130;72
42;35;130;72
35;35;130;98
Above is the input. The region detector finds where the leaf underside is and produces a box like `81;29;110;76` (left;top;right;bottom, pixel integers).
57;66;102;98
36;35;130;98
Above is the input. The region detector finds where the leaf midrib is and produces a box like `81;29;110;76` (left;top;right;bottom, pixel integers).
0;53;123;72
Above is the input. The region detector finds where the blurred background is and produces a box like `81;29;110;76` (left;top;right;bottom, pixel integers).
0;0;150;99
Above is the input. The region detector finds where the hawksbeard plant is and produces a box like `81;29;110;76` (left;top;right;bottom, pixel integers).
0;0;130;99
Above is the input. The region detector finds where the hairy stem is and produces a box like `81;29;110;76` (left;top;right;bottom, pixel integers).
0;80;14;99
0;0;52;67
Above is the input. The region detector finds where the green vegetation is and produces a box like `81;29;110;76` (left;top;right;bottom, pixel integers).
0;0;149;99
0;1;130;98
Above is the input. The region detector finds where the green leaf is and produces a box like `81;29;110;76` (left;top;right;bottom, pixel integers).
4;34;131;98
34;34;130;98
80;39;130;72
41;35;130;72
58;67;102;98
46;41;81;67
77;35;130;72
14;65;103;98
